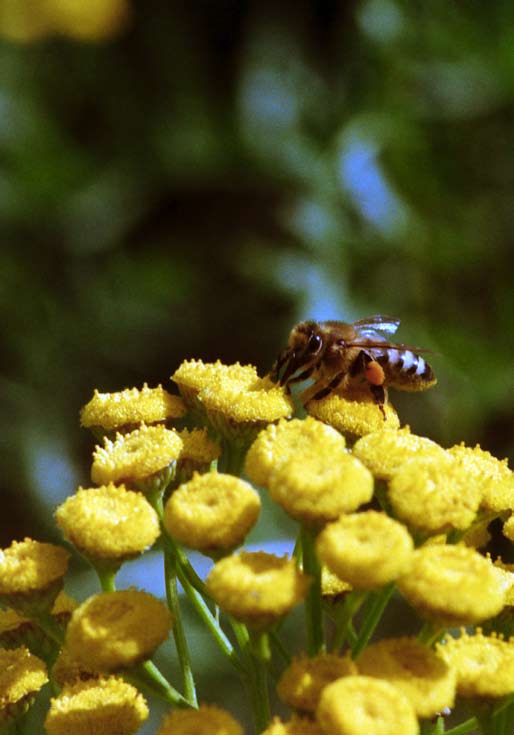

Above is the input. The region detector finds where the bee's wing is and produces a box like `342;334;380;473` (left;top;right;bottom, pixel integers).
348;340;436;355
352;315;400;336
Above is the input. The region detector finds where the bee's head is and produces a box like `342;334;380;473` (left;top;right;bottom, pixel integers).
271;321;324;386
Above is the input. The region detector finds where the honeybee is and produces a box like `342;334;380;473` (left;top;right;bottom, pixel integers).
270;316;436;414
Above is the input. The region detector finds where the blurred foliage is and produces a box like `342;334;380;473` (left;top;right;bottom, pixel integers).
1;0;514;545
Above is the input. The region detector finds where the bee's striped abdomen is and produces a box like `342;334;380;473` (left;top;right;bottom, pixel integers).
374;349;435;390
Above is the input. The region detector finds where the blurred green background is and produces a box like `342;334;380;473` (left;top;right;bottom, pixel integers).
2;0;514;549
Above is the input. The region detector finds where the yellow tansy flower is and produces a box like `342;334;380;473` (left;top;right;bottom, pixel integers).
0;647;48;726
172;359;258;408
352;427;446;481
269;452;373;526
261;715;324;735
493;559;514;606
244;417;346;489
164;472;261;555
357;637;456;718
397;545;507;626
45;676;149;735
316;511;413;590
45;0;130;41
51;646;102;687
316;675;419;735
91;424;183;486
55;483;160;562
437;629;514;698
80;384;186;432
156;704;243;735
206;551;311;629
174;428;221;484
0;538;70;615
388;455;482;534
447;443;514;513
65;590;172;670
277;653;357;713
321;567;352;599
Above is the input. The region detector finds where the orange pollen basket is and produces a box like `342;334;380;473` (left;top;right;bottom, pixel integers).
365;360;385;386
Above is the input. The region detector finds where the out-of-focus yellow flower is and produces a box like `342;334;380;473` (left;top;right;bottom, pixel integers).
174;428;221;484
164;472;261;555
261;715;324;735
321;567;352;599
65;590;172;670
45;676;148;735
244;417;346;488
51;645;102;687
0;538;70;615
462;519;491;549
493;559;514;606
156;704;243;735
0;1;50;41
277;653;357;713
55;484;160;562
388;455;482;535
91;424;183;486
398;545;507;626
206;551;311;629
0;647;48;726
305;389;400;443
437;629;514;698
80;384;186;433
316;675;419;735
357;637;456;718
316;511;413;590
268;452;373;526
352;427;446;481
447;443;514;513
0;591;76;656
503;515;514;543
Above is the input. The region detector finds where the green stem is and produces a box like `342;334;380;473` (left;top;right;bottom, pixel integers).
248;630;271;734
330;590;368;652
218;439;248;475
417;622;446;647
125;660;192;708
300;526;324;655
443;719;478;735
94;560;119;592
32;612;65;647
351;583;395;659
269;629;291;665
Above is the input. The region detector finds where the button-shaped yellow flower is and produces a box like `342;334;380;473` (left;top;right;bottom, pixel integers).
80;384;186;432
261;715;325;735
164;472;261;555
65;590;172;670
353;427;446;481
206;551;311;629
316;675;419;735
277;653;357;713
357;637;456;718
244;417;346;489
91;424;183;486
316;511;413;590
447;443;514;513
437;629;514;698
55;484;160;562
156;704;243;735
45;676;149;735
398;545;507;626
174;427;221;484
0;647;48;726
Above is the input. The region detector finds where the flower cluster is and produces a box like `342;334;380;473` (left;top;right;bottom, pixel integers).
1;359;514;735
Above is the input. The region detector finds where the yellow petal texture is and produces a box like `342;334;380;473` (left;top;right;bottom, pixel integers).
164;472;261;553
51;646;103;687
388;455;482;534
173;359;259;396
55;484;160;560
65;590;172;670
0;647;47;709
261;715;324;735
206;551;311;628
321;567;352;598
352;427;446;481
306;391;400;442
177;428;221;464
316;675;419;735
201;375;293;425
244;417;346;488
0;539;69;595
357;637;456;718
447;443;514;512
91;424;183;485
437;629;514;698
397;545;507;625
277;653;357;713
156;703;243;735
80;384;186;430
316;511;413;590
44;676;149;735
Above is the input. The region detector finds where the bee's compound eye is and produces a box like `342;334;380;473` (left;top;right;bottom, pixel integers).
307;333;322;352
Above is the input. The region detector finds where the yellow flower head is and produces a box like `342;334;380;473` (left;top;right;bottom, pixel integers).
244;417;346;488
164;472;261;555
91;424;183;486
398;545;507;626
321;567;352;599
44;676;149;735
51;645;102;687
65;589;172;670
80;384;186;432
493;559;514;606
277;653;357;713
437;629;514;698
316;511;413;590
503;515;514;542
206;551;311;628
352;427;446;481
174;428;221;485
0;538;70;614
156;704;243;735
388;454;482;535
357;637;456;718
261;715;324;735
0;647;48;724
447;443;514;513
316;675;419;735
173;359;259;405
306;390;400;443
55;484;160;562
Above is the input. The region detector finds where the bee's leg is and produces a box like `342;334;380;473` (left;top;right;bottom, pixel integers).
369;383;388;419
311;370;346;401
270;347;292;383
349;349;372;377
285;365;315;385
